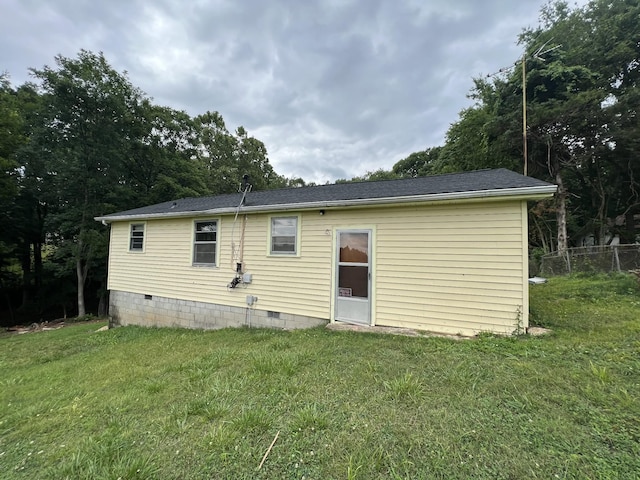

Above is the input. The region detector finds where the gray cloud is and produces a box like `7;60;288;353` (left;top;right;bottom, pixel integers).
1;0;587;183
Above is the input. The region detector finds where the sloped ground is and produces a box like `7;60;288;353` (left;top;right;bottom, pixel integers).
1;273;638;479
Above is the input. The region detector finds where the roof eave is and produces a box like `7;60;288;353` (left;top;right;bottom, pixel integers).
95;185;557;223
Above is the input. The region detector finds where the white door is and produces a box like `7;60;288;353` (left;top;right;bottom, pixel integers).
334;230;371;325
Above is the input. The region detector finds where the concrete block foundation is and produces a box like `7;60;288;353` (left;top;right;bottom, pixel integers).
108;290;327;330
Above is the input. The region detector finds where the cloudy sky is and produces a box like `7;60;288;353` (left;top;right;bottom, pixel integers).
1;0;579;183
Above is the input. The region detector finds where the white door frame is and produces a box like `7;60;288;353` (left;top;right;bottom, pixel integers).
333;229;372;325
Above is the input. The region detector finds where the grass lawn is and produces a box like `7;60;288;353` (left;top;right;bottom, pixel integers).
1;274;639;479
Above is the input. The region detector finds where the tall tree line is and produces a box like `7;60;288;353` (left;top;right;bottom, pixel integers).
360;0;639;255
0;51;293;324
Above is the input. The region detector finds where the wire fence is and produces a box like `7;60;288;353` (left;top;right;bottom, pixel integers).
540;244;640;276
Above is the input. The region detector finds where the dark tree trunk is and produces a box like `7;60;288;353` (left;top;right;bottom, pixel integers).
19;241;31;308
98;289;108;317
35;202;46;290
549;145;568;257
0;277;15;324
77;257;86;317
33;241;42;288
555;172;568;256
624;211;636;244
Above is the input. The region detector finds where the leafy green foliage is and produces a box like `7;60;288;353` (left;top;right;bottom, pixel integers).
25;51;148;315
391;147;442;177
335;168;400;183
391;0;640;254
0;76;22;293
0;51;291;321
193;113;287;193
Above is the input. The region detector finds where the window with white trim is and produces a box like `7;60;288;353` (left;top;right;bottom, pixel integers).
193;220;217;265
129;223;145;251
270;216;297;255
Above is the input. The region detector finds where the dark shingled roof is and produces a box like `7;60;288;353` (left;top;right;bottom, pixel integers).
97;168;555;220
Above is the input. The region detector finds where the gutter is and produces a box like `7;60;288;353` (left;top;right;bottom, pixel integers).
95;184;557;223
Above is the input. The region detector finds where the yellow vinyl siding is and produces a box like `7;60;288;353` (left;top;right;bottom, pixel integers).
108;212;333;320
372;201;527;335
241;213;332;316
317;201;526;335
520;201;530;332
107;198;528;335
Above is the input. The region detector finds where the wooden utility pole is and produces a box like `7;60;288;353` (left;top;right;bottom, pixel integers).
522;53;528;176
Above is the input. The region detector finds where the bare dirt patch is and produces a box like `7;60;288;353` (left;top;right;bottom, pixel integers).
326;322;469;340
3;319;106;335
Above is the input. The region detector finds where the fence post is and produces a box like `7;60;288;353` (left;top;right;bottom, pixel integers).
613;245;621;272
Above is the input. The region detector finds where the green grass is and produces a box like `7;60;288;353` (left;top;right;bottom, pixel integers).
1;273;639;479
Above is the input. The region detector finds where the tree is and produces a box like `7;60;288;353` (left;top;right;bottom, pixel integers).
192;112;285;193
0;75;22;321
0;75;21;254
2;50;294;322
392;147;442;177
0;77;48;316
519;0;640;253
422;0;640;254
0;76;21;203
235;126;285;190
123;103;208;206
13;84;48;309
192;111;241;194
585;0;640;243
335;169;399;183
30;50;147;316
